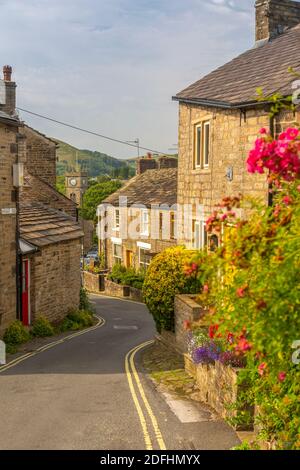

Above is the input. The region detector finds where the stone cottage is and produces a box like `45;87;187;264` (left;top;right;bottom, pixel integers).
0;79;20;335
98;155;178;270
173;0;300;249
0;65;84;331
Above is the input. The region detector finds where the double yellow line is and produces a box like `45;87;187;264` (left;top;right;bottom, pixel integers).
125;340;167;451
0;315;105;374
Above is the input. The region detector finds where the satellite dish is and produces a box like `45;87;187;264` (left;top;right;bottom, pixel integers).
0;80;6;105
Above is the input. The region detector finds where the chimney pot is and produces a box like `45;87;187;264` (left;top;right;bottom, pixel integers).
3;65;12;82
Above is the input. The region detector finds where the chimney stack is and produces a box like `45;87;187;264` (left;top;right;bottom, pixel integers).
256;0;300;44
1;65;16;116
136;154;157;175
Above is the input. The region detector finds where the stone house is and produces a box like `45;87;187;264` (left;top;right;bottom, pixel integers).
98;156;178;270
173;0;300;249
0;106;19;335
0;65;83;332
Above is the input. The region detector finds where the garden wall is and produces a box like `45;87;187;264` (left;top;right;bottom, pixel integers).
175;294;207;352
184;354;254;431
83;272;144;302
104;279;130;298
82;271;105;293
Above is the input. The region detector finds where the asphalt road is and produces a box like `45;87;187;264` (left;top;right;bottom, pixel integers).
0;295;239;450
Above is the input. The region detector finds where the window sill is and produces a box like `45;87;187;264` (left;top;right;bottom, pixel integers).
191;168;211;175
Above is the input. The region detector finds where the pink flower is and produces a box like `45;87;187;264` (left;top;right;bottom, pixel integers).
259;128;268;135
236;338;252;353
236;287;247;298
286;128;299;140
258;362;268;377
221;213;228;222
203;284;209;294
278;371;287;383
227;332;234;344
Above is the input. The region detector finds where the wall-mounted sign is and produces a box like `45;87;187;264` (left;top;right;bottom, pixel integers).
1;207;16;215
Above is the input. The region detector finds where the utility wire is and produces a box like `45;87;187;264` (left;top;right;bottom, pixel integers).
17;107;173;157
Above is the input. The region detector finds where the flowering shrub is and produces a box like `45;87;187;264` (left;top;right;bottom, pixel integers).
186;127;300;449
143;247;201;332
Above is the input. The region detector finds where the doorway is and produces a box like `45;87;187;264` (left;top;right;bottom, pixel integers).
22;259;31;326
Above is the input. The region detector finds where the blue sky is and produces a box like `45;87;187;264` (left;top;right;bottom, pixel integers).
0;0;255;158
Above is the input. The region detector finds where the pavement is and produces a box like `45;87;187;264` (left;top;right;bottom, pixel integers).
0;295;240;450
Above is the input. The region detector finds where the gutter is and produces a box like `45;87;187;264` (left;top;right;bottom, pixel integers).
172;96;271;110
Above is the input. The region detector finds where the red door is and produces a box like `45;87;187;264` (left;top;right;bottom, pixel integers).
22;259;30;326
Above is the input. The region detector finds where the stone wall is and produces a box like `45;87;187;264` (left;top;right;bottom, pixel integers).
22;126;57;188
177;103;300;246
82;271;105;293
129;286;143;302
104;278;130;298
0;122;18;336
28;239;82;324
175;294;207;352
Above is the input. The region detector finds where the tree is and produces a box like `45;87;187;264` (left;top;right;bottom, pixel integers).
80;180;122;222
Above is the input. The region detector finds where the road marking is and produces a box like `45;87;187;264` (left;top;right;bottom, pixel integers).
125;340;167;451
0;316;105;374
113;325;138;330
125;344;153;450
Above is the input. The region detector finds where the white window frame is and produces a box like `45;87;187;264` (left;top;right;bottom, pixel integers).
113;208;120;231
192;219;207;249
113;243;122;265
203;121;210;168
140;209;150;236
194;121;210;169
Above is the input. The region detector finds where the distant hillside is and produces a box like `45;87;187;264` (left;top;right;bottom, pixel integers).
54;139;135;177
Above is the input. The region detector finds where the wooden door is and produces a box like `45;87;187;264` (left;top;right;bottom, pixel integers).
126;250;133;268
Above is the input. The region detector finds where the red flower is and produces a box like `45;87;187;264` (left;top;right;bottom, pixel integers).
209;324;219;339
236;338;252;353
283;196;293;205
258;362;268;377
203;284;209;294
236;286;247;298
278;371;287;383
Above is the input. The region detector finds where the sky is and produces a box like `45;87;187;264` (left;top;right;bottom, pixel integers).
0;0;256;159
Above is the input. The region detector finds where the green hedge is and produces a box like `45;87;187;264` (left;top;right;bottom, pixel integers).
143;246;201;333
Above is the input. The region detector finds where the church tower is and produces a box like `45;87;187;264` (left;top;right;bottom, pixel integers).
65;171;88;207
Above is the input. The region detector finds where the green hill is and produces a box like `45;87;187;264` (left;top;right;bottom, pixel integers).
54;139;135;177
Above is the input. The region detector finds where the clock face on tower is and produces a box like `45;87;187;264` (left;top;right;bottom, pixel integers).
69;178;77;187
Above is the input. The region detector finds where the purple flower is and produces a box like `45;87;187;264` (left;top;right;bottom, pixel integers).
192;342;222;365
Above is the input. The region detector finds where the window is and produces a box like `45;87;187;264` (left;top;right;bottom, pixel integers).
139;248;152;269
140;209;149;236
194;121;210;169
170;212;176;240
113;243;122;265
192;220;207;249
115;209;120;230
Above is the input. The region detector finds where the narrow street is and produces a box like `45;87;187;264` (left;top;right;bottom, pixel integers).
0;295;239;450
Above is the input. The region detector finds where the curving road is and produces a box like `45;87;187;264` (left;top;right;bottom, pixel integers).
0;295;239;450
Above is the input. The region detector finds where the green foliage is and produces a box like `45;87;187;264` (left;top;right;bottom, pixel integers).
79;287;92;311
55;139;135;178
59;310;94;332
108;264;145;290
3;320;30;346
80;180;122;221
143;247;201;333
31;316;55;338
56;175;66;195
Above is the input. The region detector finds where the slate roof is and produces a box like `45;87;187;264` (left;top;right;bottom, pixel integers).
174;24;300;108
103;168;177;208
20;203;83;247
